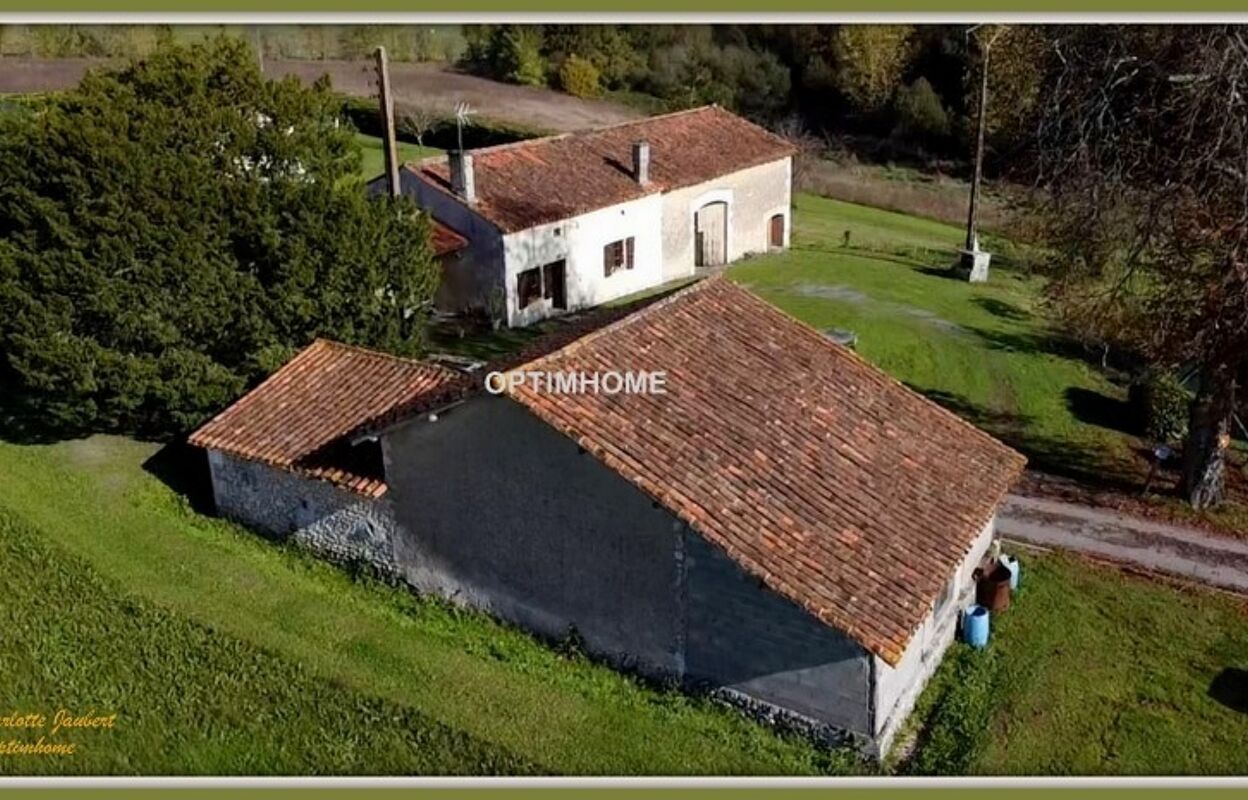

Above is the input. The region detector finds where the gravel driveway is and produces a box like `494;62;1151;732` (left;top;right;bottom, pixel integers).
999;493;1248;595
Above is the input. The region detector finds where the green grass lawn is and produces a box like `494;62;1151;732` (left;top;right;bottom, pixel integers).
0;436;854;776
731;194;1143;487
907;551;1248;775
1;435;1244;775
355;132;441;182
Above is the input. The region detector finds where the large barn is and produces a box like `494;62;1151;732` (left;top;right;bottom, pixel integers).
189;279;1025;756
370;105;796;327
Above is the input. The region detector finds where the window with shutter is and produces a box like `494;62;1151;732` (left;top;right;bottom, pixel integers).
603;237;636;277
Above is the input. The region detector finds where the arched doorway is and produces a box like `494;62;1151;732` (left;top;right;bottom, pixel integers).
768;213;785;249
695;201;728;267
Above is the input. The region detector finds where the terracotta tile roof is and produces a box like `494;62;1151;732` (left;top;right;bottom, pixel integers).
430;219;468;257
409;105;797;233
189;339;459;497
502;278;1026;665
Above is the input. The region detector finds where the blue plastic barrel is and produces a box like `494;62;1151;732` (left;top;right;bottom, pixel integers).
963;605;990;648
999;555;1020;591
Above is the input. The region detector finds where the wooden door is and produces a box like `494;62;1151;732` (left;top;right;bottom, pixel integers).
542;259;567;310
695;202;728;267
769;213;784;248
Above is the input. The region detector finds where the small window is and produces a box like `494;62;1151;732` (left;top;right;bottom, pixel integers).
517;267;542;309
603;237;635;277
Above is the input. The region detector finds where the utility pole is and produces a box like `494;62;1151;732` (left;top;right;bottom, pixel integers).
253;26;265;74
959;24;1004;282
965;33;991;253
374;45;401;199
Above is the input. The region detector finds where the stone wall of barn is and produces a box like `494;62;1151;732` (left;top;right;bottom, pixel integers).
682;529;875;747
870;514;997;755
659;156;792;280
381;395;687;676
206;450;399;576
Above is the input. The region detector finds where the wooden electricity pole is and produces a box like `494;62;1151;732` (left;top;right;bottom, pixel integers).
965;25;1004;253
374;46;401;199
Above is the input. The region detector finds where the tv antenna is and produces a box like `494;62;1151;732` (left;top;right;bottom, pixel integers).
454;101;477;155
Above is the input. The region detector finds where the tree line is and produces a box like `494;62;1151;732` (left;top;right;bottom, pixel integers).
460;24;1049;168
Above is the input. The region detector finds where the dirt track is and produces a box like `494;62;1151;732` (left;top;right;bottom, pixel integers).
0;56;642;133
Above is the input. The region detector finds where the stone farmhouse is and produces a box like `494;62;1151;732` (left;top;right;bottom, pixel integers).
189;279;1025;756
368;105;796;327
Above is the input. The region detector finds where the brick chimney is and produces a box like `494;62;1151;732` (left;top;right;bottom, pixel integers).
632;140;650;186
449;150;476;204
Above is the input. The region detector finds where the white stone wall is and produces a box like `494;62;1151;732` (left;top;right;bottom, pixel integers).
387;156;792;327
500;194;665;328
206;450;399;576
870;514;998;755
659;157;793;280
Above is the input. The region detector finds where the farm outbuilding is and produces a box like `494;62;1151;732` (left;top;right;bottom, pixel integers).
190;278;1025;756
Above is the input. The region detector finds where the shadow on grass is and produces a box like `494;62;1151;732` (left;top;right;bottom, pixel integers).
1065;387;1139;437
972;297;1031;322
141;440;216;516
916;265;964;282
963;324;1103;367
915;385;1148;494
1209;668;1248;714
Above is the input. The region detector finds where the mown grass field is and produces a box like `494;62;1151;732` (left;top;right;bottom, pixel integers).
731;194;1136;485
1;435;1244;775
0;436;856;776
355;132;440;182
906;552;1248;775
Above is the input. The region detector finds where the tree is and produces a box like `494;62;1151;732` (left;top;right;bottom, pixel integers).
0;38;438;438
830;25;915;114
496;25;547;87
893;76;950;140
399;104;441;149
964;24;1050;150
1035;25;1248;508
557;54;602;98
541;25;643;89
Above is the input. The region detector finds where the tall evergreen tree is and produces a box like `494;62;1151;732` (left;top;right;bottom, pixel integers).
0;38;437;437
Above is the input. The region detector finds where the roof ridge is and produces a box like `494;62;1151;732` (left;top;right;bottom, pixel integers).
311;338;457;377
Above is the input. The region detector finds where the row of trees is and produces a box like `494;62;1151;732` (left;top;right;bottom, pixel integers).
0;39;439;437
461;25;1050;164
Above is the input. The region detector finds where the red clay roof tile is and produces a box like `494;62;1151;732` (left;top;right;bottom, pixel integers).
503;278;1027;665
410;105;796;233
188;339;460;497
430;219;468;257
